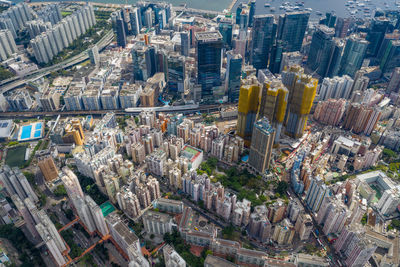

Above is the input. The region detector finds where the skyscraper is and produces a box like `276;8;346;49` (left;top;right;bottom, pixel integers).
218;17;233;49
248;117;275;174
167;52;186;92
195;31;223;98
38;156;59;182
366;17;389;58
116;17;127;48
306;25;335;78
61;166;84;199
180;31;190;56
318;75;354;100
387;67;400;93
277;12;310;52
237;76;260;141
282;66;318;138
249;15;275;71
259;79;289;142
380;40;400;75
225;51;242;103
88;45;99;66
339;35;368;77
248;0;256;27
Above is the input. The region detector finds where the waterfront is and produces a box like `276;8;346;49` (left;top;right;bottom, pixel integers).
10;0;399;18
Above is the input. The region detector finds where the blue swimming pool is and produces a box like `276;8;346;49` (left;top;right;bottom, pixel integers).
20;125;32;140
35;123;42;130
33;130;41;138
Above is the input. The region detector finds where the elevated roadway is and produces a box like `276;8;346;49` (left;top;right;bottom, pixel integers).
0;30;114;93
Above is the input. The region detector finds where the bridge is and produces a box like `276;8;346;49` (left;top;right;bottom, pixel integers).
0;30;114;93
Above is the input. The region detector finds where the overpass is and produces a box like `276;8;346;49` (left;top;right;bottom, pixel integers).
0;30;114;93
0;103;235;118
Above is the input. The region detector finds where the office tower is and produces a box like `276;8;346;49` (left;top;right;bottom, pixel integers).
225;51;242;103
195;31;223;98
305;177;329;212
318;75;354;100
38;156;59;182
248;0;256;27
268;41;284;74
0;166;38;204
167;53;186;92
61;166;84;199
282;66;318;138
145;45;157;78
306;25;335;78
132;43;148;81
259;80;288;142
320;12;336;28
180;31;190;56
238;5;249;31
277;12;310;52
116;18;127;48
248;117;275;174
0;29;17;61
218;17;233;49
235;3;246;25
236;76;260;141
335;17;351;38
249;15;275;71
387;67;400;93
326;39;345;77
128;7;141;35
121;7;132;35
88;45;99;65
366;17;389;57
339;35;368;77
144;8;154;28
380;40;400;75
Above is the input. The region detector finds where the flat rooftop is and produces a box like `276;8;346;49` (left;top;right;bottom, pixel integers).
195;31;222;42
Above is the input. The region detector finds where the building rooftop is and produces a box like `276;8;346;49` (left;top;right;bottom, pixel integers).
195;31;222;42
204;255;239;267
143;210;172;223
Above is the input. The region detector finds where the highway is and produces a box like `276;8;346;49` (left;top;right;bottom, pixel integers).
0;103;235;118
0;30;114;93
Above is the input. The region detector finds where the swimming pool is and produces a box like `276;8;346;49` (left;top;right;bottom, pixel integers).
35;123;42;130
20;125;32;140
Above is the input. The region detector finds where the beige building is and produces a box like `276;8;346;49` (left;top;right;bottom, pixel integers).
38;156;59;182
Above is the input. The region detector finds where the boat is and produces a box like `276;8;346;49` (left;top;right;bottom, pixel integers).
305;7;312;11
270;7;276;12
264;3;270;7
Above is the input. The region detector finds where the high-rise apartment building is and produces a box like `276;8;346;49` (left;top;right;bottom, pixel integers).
282;66;318;138
259;80;288;142
248;117;275;174
0;29;17;61
318;75;354;101
387;67;400;93
236;76;260;141
305;177;329;212
0;166;38;204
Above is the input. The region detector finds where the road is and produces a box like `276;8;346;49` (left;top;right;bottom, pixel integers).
0;103;236;118
0;30;114;93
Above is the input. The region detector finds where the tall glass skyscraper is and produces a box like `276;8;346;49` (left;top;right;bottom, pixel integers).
380;40;400;75
339;35;368;77
277;12;310;52
366;17;389;58
218;17;233;49
249;14;275;71
225;51;242;103
195;31;223;98
307;25;335;78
